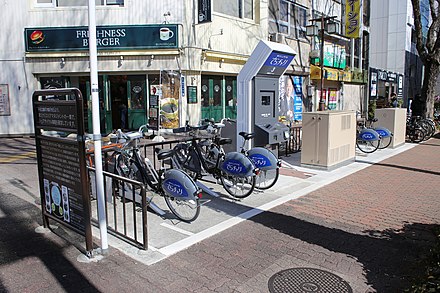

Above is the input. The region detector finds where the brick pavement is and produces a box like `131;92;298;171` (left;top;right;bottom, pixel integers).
0;136;439;292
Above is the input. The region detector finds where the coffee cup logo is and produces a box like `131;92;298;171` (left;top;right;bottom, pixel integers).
160;27;174;41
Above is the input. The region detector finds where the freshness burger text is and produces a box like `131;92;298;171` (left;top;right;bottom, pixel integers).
76;29;126;47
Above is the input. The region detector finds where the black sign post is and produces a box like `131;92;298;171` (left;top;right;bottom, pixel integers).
32;88;93;256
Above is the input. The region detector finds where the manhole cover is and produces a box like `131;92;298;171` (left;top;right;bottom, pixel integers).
268;268;353;293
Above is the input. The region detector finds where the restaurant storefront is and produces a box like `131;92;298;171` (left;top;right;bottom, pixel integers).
369;67;404;108
25;23;244;133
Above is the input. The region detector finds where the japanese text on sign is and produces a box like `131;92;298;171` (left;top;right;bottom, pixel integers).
345;0;360;38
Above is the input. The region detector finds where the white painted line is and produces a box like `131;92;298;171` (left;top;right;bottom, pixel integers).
158;144;416;257
280;159;297;169
160;223;194;236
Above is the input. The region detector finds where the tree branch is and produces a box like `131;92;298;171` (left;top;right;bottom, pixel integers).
429;0;437;21
412;0;428;61
426;8;440;53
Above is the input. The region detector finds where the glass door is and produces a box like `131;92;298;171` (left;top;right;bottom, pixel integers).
108;75;127;131
127;75;147;130
201;75;223;121
225;76;237;119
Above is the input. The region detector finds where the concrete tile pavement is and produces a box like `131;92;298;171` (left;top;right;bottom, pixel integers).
0;135;439;292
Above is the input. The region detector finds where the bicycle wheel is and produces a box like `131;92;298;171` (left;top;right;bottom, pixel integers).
378;136;392;149
164;195;200;222
424;119;436;138
255;168;279;190
356;138;379;153
408;128;425;143
418;120;433;140
220;173;256;199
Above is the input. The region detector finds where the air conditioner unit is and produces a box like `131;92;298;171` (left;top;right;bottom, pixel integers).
270;33;285;43
277;33;286;43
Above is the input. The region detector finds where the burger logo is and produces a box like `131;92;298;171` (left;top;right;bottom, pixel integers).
30;30;45;45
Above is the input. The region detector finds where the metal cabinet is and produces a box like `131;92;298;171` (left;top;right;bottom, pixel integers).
301;111;356;170
375;108;407;148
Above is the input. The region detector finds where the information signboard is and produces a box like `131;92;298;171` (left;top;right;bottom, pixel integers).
32;88;93;253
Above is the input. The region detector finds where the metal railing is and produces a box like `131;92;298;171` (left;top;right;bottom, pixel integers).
88;167;148;250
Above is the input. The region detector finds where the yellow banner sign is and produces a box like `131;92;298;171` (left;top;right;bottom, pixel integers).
345;0;360;38
310;65;321;80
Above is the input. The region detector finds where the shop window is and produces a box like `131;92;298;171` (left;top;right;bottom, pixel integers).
35;0;123;8
128;75;146;110
225;76;236;107
213;0;253;20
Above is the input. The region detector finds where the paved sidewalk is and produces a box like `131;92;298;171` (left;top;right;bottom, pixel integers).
0;135;440;292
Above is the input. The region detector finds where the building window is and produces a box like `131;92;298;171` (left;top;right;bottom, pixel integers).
213;0;253;20
269;0;308;39
35;0;124;8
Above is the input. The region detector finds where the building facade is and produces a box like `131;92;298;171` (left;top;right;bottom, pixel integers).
369;0;426;107
0;0;268;136
1;0;369;136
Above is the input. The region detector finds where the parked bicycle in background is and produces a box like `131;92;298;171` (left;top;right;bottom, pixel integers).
172;124;259;199
113;125;203;222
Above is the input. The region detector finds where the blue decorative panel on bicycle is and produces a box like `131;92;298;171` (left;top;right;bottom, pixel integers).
374;127;392;138
248;147;278;170
162;169;199;200
359;129;380;141
221;152;255;177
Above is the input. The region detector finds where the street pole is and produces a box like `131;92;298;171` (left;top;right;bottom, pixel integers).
88;0;108;253
319;15;325;111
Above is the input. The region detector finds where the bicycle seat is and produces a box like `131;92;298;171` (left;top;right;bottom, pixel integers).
217;138;232;145
239;132;255;140
155;148;174;160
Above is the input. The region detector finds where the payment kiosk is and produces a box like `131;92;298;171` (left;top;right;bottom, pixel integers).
236;40;297;151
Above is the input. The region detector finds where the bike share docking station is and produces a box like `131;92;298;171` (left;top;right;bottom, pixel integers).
224;40;296;152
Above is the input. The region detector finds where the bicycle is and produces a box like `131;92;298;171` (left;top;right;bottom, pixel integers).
366;118;393;149
209;118;281;190
410;115;435;140
172;124;259;199
356;119;381;153
406;117;426;143
113;125;203;222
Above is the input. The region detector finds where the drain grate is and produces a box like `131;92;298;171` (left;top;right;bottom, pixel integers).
268;267;353;293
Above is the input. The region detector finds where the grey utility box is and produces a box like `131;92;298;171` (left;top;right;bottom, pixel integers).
301;111;356;170
375;108;407;148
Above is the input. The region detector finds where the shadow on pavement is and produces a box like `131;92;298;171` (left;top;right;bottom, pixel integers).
0;188;99;292
355;160;440;176
250;209;437;292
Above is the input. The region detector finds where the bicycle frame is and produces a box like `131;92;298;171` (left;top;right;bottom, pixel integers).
116;131;201;202
176;136;257;179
